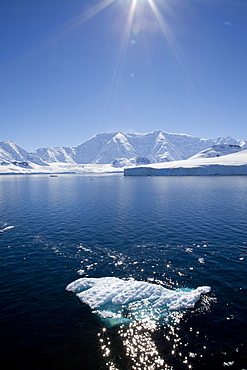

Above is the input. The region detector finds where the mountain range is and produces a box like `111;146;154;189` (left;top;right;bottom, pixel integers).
1;130;247;168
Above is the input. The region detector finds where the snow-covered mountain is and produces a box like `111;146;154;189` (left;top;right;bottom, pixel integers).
0;141;31;163
1;130;247;168
0;141;47;165
32;130;247;165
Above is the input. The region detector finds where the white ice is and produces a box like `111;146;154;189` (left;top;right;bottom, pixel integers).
66;277;211;325
0;225;14;233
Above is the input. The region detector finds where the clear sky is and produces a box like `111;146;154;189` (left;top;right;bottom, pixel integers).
0;0;246;151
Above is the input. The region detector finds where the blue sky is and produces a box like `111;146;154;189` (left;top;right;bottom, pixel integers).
0;0;246;151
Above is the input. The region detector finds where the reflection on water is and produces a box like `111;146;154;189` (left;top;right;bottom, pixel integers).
98;312;189;370
98;319;168;370
97;310;210;370
119;320;166;369
94;287;217;370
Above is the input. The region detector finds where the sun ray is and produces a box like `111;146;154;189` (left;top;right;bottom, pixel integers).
100;0;138;122
47;0;117;46
100;0;192;123
110;0;138;82
20;0;117;60
146;0;184;69
145;0;201;108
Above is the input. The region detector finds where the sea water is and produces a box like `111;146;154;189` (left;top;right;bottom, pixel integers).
0;174;246;369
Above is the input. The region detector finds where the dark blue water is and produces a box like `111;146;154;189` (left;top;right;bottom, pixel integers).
0;175;246;369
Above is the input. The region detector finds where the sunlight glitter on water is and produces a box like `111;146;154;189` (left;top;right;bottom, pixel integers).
119;321;166;369
97;310;200;370
65;276;212;369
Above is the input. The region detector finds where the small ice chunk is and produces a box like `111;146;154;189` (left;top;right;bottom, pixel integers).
0;225;14;233
198;258;205;264
223;361;234;367
77;269;85;275
189;352;197;358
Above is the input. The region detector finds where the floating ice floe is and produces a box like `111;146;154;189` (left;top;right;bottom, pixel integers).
223;361;234;367
66;277;211;326
0;225;14;233
77;269;85;276
198;258;205;264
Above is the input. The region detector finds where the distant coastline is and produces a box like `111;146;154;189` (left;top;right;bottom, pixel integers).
1;131;247;176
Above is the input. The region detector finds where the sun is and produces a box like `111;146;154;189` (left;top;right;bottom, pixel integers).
47;0;175;57
44;0;182;117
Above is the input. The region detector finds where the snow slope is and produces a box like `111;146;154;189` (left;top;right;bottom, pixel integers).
189;144;245;160
124;149;247;176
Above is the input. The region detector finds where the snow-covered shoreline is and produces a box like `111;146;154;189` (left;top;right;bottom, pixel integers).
124;150;247;176
0;162;123;175
1;131;247;176
1;150;247;176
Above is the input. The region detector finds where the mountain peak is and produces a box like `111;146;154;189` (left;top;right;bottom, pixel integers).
1;131;246;166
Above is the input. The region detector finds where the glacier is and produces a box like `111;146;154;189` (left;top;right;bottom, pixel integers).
66;277;211;326
124;149;247;176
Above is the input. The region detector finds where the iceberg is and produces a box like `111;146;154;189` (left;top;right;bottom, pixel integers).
66;277;211;326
